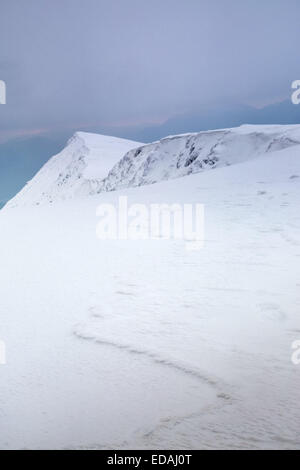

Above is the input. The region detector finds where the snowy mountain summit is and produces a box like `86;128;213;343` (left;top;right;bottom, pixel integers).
6;124;300;208
1;123;300;449
101;124;300;191
6;132;142;208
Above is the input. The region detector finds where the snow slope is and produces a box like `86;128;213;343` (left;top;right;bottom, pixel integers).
101;124;300;191
0;126;300;449
6;132;142;207
7;125;300;209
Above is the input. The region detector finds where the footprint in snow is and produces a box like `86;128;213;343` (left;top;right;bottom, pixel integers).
258;303;286;321
88;306;104;318
115;290;135;296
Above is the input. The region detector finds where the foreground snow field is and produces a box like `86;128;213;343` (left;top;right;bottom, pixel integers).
0;127;300;449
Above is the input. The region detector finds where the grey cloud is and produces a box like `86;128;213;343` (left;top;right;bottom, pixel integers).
0;0;300;141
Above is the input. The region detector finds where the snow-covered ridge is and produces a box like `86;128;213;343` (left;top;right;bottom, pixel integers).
101;124;300;191
6;132;143;208
5;124;300;208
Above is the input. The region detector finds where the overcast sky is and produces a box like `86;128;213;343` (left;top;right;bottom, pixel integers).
0;0;300;142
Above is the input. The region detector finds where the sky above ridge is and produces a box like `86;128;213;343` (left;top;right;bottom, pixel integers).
0;0;300;142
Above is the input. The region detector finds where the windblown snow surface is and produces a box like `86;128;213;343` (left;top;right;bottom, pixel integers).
0;125;300;449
